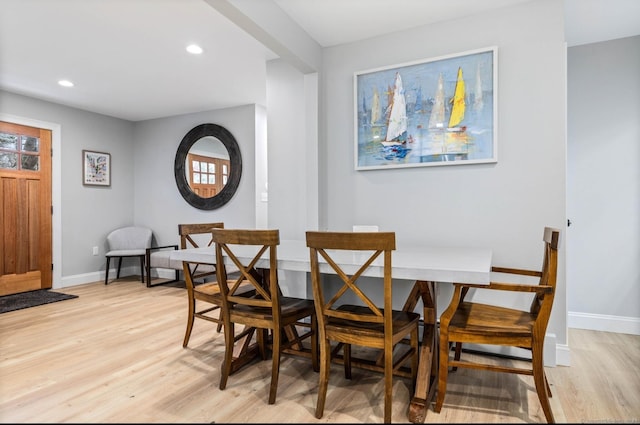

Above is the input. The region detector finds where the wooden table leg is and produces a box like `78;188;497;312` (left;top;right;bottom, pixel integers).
403;280;438;424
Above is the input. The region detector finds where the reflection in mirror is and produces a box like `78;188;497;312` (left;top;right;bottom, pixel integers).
175;123;242;210
186;136;230;199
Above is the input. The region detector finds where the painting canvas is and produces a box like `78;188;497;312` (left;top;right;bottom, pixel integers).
83;150;110;186
355;47;497;170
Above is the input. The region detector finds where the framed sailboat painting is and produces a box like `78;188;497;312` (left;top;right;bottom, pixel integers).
354;46;497;170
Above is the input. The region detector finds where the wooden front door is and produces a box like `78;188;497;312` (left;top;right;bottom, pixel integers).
0;121;52;296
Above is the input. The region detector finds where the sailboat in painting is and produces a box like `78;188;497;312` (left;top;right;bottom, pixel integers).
428;74;446;131
429;67;466;133
447;67;466;132
381;72;408;147
473;63;483;112
371;87;381;125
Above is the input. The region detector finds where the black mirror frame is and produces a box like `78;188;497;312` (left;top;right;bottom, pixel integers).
174;123;242;210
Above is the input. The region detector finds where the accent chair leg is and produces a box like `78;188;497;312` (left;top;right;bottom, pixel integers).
105;257;111;285
116;257;122;279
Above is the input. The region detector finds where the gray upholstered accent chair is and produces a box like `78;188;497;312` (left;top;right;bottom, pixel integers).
104;226;153;285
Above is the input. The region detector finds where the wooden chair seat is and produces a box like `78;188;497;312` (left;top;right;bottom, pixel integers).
328;305;419;341
449;302;536;342
232;296;314;319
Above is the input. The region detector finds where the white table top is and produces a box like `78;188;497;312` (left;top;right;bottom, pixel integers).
171;239;492;284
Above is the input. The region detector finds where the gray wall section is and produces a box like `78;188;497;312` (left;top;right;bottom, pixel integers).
567;35;640;321
0;91;257;278
0;90;135;277
318;0;568;347
132;105;257;248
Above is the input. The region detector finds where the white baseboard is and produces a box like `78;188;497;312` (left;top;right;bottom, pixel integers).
569;311;640;336
555;342;571;367
55;266;166;289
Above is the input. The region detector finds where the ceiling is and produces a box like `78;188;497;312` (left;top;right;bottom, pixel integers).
1;0;638;122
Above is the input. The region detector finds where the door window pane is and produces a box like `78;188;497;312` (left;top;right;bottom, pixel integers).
0;152;18;169
21;154;40;171
21;136;39;152
0;132;18;149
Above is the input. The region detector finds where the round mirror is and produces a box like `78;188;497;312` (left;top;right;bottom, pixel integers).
174;123;242;210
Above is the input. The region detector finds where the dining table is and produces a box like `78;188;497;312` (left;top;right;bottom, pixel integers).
172;238;492;423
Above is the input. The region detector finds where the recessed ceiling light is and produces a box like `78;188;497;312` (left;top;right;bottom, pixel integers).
58;80;74;87
186;44;203;55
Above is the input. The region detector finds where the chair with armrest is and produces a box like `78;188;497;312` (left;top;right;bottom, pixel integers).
306;231;420;423
104;226;153;285
213;228;318;405
435;226;560;423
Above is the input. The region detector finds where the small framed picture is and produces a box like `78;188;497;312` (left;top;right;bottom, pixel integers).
83;150;111;186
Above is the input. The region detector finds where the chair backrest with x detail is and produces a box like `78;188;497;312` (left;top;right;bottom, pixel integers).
212;228;280;315
307;231;396;330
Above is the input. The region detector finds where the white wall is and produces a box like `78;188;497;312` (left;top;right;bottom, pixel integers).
317;0;568;362
567;35;640;334
265;59;320;298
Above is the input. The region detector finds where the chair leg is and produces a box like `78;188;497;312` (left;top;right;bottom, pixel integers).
183;294;196;348
545;371;553;397
532;344;555;423
219;322;234;391
145;256;150;287
268;326;281;404
383;343;393;423
116;257;122;279
257;329;267;360
343;343;352;379
452;341;462;371
105;257;111;285
214;304;223;333
311;314;319;373
315;339;331;419
435;335;451;413
139;256;145;283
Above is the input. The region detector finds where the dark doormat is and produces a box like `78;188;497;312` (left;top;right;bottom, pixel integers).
0;289;78;314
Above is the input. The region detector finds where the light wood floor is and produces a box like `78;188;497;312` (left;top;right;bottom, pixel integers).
1;277;638;423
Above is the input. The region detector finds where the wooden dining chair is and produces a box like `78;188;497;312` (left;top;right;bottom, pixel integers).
435;227;560;423
180;222;251;347
213;228;318;405
306;231;420;423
